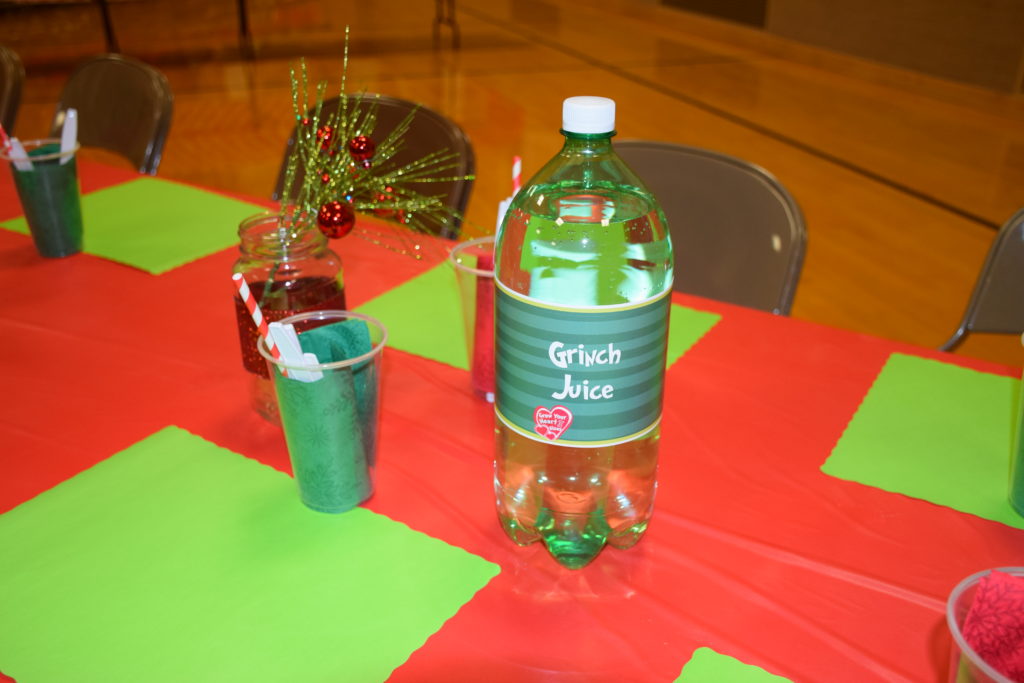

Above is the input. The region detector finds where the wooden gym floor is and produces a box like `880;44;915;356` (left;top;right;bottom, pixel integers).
4;0;1024;366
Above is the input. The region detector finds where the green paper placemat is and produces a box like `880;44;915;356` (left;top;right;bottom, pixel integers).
666;305;720;368
356;262;720;370
0;177;263;274
358;262;469;368
0;426;499;683
823;352;1024;529
676;647;791;682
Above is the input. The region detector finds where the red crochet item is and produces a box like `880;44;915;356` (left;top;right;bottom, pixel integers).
962;570;1024;682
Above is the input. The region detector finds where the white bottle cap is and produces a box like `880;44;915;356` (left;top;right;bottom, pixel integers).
562;96;615;134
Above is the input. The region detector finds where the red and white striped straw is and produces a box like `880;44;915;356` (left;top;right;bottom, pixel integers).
512;156;522;195
232;273;288;376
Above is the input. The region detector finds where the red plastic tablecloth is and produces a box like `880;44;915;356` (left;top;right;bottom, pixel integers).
2;163;1023;682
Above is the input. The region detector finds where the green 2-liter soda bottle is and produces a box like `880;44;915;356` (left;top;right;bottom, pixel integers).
494;96;674;568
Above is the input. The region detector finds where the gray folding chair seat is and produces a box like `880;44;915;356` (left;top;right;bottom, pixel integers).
273;94;474;240
50;54;174;175
940;208;1024;352
614;140;806;315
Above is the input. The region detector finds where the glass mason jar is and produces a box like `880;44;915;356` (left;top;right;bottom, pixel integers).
232;212;346;424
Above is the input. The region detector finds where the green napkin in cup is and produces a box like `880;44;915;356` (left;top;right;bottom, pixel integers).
274;319;375;513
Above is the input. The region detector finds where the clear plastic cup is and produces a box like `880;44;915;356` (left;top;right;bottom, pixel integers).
0;138;83;258
449;235;495;402
946;567;1024;683
258;310;387;513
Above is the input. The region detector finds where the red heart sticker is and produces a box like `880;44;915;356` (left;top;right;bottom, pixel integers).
534;405;574;441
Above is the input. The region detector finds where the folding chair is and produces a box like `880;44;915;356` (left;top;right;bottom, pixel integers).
0;44;24;133
50;54;173;175
940;208;1024;351
615;140;807;315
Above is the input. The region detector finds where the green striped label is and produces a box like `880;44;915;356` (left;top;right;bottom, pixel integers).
494;282;671;447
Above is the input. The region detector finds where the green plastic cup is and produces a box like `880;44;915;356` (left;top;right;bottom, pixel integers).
1;138;83;258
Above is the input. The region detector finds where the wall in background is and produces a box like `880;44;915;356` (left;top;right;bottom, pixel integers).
664;0;1024;93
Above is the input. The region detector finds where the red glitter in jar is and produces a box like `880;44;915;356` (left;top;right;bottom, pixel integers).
233;276;347;378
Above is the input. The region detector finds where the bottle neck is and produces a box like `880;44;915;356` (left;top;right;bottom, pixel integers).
560;130;615;155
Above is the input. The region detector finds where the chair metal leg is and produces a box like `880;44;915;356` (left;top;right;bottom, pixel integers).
433;0;460;49
237;0;254;58
95;0;120;53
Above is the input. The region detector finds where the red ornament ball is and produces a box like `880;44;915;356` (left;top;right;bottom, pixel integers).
316;125;334;151
316;200;355;239
348;135;376;163
320;171;331;184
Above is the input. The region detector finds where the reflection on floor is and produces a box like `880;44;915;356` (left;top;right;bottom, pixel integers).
3;0;1024;365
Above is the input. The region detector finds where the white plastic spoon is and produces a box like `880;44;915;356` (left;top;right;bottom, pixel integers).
59;108;78;164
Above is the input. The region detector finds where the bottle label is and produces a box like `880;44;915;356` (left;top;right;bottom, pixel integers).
494;282;671;447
